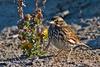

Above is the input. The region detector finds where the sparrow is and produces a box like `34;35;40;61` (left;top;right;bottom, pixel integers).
47;16;91;61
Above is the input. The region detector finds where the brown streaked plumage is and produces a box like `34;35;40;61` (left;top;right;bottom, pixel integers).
48;16;80;48
47;16;91;61
61;25;80;44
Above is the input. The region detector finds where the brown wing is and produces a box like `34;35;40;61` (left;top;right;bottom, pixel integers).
61;25;80;44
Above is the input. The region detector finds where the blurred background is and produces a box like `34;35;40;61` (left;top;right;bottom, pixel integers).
0;0;100;31
0;1;100;66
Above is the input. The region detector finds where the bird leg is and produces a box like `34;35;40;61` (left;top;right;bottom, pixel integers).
52;49;64;65
67;44;88;62
55;49;64;57
67;47;74;62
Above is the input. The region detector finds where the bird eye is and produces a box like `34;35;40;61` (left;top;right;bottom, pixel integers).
54;20;59;24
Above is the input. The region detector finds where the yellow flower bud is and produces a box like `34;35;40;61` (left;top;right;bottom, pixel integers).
42;27;48;40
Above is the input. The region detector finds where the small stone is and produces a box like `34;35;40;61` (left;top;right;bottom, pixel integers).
76;63;90;67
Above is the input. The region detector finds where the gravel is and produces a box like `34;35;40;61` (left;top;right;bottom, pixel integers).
0;17;100;67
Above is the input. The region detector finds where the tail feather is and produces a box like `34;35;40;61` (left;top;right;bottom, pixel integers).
73;42;92;50
72;42;99;60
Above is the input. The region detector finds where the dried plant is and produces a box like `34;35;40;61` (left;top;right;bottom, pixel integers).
34;0;47;10
34;0;39;10
17;0;24;19
17;0;48;56
42;0;46;7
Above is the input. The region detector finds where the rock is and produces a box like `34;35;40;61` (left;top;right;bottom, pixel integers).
76;63;90;67
0;62;7;66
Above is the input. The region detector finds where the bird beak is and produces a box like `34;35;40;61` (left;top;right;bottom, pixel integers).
49;21;55;24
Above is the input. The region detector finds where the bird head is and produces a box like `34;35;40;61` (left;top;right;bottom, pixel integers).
49;16;66;26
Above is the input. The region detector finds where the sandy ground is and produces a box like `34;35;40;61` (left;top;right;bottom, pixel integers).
0;17;100;67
